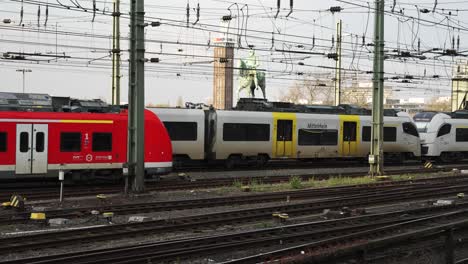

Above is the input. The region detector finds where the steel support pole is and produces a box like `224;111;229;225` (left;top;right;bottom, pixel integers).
22;71;25;93
16;69;31;93
111;0;121;105
369;0;385;176
334;19;342;106
128;0;145;193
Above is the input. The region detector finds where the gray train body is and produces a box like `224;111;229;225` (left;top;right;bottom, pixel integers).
151;107;421;167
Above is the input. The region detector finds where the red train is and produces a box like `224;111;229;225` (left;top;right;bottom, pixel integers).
0;109;172;180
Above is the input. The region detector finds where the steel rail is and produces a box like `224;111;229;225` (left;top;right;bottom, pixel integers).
223;210;468;263
0;181;468;255
0;164;462;202
2;175;461;225
6;202;468;264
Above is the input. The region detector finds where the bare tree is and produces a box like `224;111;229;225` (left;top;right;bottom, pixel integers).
341;88;370;107
280;79;334;104
425;97;451;112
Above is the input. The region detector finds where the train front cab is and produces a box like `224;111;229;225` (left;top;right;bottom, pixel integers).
143;110;173;175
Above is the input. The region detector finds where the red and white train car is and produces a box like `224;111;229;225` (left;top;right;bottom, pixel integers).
0;110;172;180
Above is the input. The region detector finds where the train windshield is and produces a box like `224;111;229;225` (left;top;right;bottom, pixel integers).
413;112;437;133
415;122;428;133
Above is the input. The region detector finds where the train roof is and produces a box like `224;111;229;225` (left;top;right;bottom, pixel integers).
415;110;468;120
233;98;400;116
0;110;127;120
0;92;119;113
153;98;401;116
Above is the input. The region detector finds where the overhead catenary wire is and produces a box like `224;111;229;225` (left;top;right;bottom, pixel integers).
0;0;464;100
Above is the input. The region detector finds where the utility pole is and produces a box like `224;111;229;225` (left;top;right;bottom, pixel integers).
111;0;121;105
369;0;385;176
16;69;32;93
334;19;342;106
127;0;145;192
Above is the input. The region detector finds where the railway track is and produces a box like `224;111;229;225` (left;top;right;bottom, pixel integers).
4;199;468;263
225;209;468;264
0;175;457;225
0;163;464;202
1;177;468;256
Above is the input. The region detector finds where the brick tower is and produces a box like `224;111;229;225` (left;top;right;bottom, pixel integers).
213;37;234;110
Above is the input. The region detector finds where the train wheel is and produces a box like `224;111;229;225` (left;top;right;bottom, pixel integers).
226;156;241;169
439;152;454;163
397;153;406;164
256;155;268;168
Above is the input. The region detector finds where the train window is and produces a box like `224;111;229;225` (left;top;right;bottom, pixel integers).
403;122;419;137
36;132;45;152
343;122;357;141
362;126;371;141
362;126;396;141
437;124;451;137
60;132;81;152
456;128;468;142
223;123;270;141
20;132;29;152
0;132;6;152
298;129;338;146
384;127;397;142
92;133;112;152
163;122;197;141
277;120;293;141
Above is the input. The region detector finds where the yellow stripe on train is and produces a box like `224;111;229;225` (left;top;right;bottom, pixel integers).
60;120;114;124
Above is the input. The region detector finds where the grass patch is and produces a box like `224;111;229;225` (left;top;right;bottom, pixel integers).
232;179;243;188
216;171;457;195
256;221;274;229
289;176;303;189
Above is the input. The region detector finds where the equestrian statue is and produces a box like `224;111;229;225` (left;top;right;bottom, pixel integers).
238;50;266;99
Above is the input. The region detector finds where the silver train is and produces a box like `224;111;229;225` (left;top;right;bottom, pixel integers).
150;101;421;168
416;111;468;162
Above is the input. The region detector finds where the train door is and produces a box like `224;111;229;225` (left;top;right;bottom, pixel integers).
341;121;358;156
16;124;48;174
276;119;293;157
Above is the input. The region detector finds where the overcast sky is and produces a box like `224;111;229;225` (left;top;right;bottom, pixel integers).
1;0;467;105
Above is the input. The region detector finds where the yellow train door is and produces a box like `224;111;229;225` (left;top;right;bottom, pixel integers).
273;113;296;158
339;116;359;157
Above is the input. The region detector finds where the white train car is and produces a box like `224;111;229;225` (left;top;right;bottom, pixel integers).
152;106;421;168
212;110;420;166
416;111;468;162
212;110;273;167
149;108;206;166
294;112;420;161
